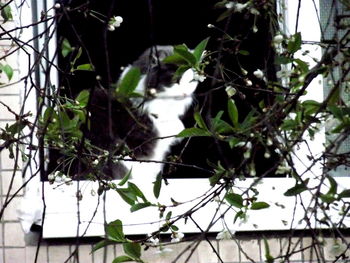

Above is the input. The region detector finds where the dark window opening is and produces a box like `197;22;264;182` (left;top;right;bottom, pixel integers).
46;0;281;181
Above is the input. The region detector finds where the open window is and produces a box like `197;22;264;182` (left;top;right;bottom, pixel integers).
17;0;350;238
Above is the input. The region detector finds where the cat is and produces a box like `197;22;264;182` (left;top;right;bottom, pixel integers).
88;46;198;182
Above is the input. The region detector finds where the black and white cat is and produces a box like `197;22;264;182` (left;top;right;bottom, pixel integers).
89;46;198;181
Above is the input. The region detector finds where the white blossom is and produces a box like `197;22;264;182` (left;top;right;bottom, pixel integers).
241;68;248;75
108;16;123;31
243;150;251;159
193;72;206;82
253;69;264;79
207;24;215;28
48;173;55;182
234;3;249;12
171;232;184;243
225;85;237;97
266;137;273;146
264;151;271;159
54;3;61;9
216;228;235;240
245;79;253;86
252;25;258;33
273;34;284;45
249;167;256;176
276;163;292;174
225;2;235;9
250;8;260;15
108;24;116;31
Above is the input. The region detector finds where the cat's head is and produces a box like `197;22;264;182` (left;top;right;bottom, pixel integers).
131;46;198;100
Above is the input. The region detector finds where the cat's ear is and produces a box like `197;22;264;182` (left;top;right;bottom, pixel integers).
133;46;173;73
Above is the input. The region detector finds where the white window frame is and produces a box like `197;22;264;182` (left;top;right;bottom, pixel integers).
18;0;350;238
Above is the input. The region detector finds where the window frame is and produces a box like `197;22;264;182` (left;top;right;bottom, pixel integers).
18;0;350;238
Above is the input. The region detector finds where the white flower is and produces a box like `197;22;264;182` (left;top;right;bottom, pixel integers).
108;16;123;31
108;24;116;31
276;163;292;174
54;3;61;9
245;79;253;86
253;69;264;79
252;25;258;33
110;16;123;27
243;150;251;159
234;3;249;12
273;34;284;45
225;2;234;9
266;137;273;146
250;8;260;15
48;173;55;182
193;72;206;82
249;167;256;176
171;232;184;243
276;68;292;79
216;228;235;240
225;85;237;97
264;151;271;159
241;68;248;75
207;24;215;28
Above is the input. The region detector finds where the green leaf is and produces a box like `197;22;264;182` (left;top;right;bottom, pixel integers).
0;4;12;22
275;55;293;65
216;9;233;22
320;193;336;204
118;169;132;186
251;201;270;210
112;255;135;263
128;182;147;203
294;58;309;74
166;211;172;221
117;67;141;96
284;183;308;196
225;193;244;208
92;240;115;252
174;64;191;78
61;38;74;58
106;219;126;242
153;173;162;198
326;175;338;196
116;188;136;206
130;202;152;212
75;90;90;107
123;242;141;260
209;173;222;186
0;64;13;81
75;63;94;71
193;37;209;62
227;99;239;127
194;111;208;130
234;210;245;223
238;50;250;56
177;127;211;138
287;32;302;54
171;225;179;231
163;54;188;65
174;45;197;66
338;189;350;199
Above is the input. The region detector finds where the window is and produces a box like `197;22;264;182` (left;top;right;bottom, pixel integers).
17;0;350;238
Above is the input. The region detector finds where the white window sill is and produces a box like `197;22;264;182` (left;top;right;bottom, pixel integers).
42;177;350;238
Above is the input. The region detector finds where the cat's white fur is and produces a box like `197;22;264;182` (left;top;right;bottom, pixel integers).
121;68;198;182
